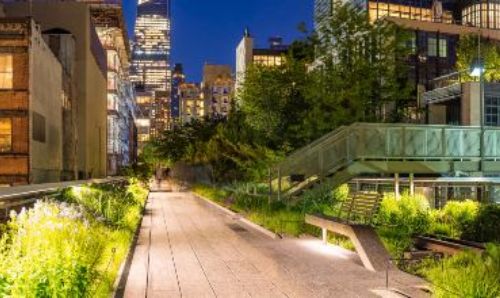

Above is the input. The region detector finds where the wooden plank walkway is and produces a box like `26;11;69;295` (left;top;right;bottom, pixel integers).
119;192;428;298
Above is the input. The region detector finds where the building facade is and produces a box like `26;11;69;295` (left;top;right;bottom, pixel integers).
171;63;185;128
313;0;500;122
235;30;288;96
0;18;65;185
84;2;138;175
135;89;153;152
132;0;171;139
43;28;78;181
4;2;108;179
179;83;203;124
202;64;234;118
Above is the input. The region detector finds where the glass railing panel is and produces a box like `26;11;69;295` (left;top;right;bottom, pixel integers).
386;127;404;157
404;127;427;157
484;129;500;158
426;128;444;157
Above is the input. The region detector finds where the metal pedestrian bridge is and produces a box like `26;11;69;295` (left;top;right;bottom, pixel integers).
273;123;500;198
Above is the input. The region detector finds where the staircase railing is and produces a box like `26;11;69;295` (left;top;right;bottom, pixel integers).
272;123;500;198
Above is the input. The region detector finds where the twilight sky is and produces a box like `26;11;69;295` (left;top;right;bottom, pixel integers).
123;0;314;82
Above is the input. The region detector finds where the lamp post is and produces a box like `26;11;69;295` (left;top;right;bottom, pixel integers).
470;57;485;173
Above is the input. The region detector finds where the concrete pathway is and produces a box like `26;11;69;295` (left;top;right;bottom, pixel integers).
119;192;428;298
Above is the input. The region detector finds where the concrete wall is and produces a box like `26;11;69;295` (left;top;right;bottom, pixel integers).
29;23;63;184
235;36;253;95
43;32;78;180
462;82;481;126
5;3;108;179
428;105;447;124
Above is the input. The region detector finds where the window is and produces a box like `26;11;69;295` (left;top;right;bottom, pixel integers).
0;54;13;89
439;39;448;58
32;112;46;143
428;37;437;57
407;36;417;54
0;118;12;152
136;96;152;104
486;96;500;126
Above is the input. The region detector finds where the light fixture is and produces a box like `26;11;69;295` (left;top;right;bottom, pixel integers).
470;57;485;77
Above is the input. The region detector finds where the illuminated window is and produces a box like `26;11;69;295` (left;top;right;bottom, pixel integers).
428;37;437;57
0;54;13;89
367;1;452;24
462;3;500;29
136;96;152;104
439;39;447;58
0;118;12;152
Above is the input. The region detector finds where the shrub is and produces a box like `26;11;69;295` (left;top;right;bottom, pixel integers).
425;244;500;298
377;227;415;258
296;183;337;214
332;184;349;202
248;209;304;236
0;202;106;297
430;200;479;238
462;204;500;243
376;192;431;257
377;192;431;235
59;180;147;230
232;192;268;212
0;180;148;297
192;184;229;203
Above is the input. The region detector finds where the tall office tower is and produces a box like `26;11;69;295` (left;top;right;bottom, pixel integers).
170;63;185;128
314;0;334;26
132;0;171;138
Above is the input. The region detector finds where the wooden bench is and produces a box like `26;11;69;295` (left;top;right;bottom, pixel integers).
305;191;390;272
306;213;392;272
336;191;381;225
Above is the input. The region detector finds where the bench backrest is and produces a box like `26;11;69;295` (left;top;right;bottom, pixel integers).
338;191;381;225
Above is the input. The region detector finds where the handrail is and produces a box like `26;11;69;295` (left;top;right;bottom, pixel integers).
275;123;500;187
283;125;347;162
0;177;126;202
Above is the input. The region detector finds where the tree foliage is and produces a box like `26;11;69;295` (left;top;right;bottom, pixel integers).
239;1;414;147
146;1;415;182
457;34;500;82
150;113;281;182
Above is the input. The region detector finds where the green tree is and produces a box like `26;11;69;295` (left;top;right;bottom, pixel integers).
457;34;500;82
309;0;413;132
239;1;414;150
239;58;310;150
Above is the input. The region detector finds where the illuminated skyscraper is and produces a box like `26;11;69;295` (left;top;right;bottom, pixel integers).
132;0;171;137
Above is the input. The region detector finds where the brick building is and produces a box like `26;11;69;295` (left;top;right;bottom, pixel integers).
4;2;108;180
0;18;64;185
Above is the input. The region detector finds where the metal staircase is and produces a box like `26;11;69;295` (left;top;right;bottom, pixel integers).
272;123;500;198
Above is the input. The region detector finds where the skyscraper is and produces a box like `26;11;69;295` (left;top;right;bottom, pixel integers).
314;0;333;27
171;63;185;128
132;0;171;138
